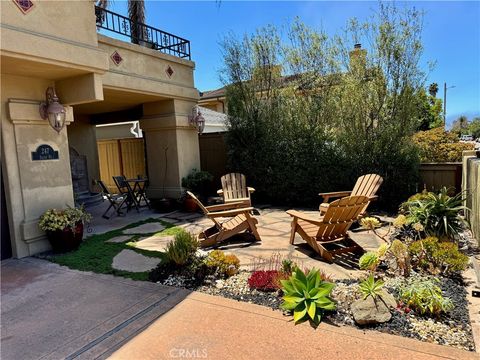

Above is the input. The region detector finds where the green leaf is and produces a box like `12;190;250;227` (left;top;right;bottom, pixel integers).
280;280;296;295
282;295;303;304
307;300;317;319
293;306;307;323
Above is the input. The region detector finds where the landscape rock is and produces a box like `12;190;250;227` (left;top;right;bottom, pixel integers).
351;290;396;325
123;222;165;235
112;250;161;272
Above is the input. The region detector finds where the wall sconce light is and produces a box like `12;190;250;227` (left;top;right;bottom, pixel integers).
188;106;205;134
39;87;66;133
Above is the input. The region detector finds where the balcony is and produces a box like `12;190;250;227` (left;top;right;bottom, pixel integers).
95;6;191;60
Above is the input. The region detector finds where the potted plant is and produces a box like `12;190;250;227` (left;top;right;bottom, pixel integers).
181;169;214;211
38;205;91;253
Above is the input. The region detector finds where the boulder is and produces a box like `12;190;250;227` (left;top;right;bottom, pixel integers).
351;290;397;325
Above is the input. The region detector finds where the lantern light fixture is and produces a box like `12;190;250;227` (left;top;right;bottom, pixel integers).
188;106;205;134
39;87;66;133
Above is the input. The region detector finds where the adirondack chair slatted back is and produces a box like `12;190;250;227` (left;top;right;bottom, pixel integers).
221;173;248;201
351;174;383;198
316;195;369;240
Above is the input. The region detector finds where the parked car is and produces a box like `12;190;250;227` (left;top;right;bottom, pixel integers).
460;134;474;142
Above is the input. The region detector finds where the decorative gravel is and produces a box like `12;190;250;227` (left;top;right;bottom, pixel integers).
196;272;283;309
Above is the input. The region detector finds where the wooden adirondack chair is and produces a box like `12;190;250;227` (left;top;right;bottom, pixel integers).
217;173;255;207
287;195;370;263
318;174;383;215
187;191;261;248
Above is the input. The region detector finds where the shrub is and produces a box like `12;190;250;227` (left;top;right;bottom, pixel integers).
165;231;199;266
358;275;385;300
359;252;380;272
248;270;282;291
413;127;474;162
401;187;468;240
205;250;240;277
222;5;425;209
409;236;469;275
181;168;214;196
399;277;453;316
280;268;335;325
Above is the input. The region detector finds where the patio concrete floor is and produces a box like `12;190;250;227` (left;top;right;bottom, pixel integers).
89;201;386;279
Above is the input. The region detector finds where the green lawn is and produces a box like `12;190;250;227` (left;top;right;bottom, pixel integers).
43;218;182;281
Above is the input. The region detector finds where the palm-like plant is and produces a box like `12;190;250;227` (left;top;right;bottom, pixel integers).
96;0;146;44
403;187;468;240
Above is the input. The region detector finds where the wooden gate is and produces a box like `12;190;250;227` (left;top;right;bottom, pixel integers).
199;132;227;188
97;138;146;192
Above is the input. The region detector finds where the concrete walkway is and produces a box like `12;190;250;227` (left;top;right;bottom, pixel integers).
1;258;190;360
110;291;477;360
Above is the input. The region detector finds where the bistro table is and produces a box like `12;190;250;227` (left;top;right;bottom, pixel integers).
126;178;151;210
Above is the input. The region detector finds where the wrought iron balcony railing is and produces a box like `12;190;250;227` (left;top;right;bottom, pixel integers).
95;6;191;60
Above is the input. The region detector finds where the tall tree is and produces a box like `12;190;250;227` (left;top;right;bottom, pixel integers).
97;0;146;44
428;82;439;97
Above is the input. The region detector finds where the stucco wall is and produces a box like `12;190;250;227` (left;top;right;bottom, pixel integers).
1;74;75;257
98;35;197;101
68;114;100;192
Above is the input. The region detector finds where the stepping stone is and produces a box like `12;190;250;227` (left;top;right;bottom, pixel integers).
106;235;133;243
123;222;165;235
112;249;161;273
134;235;174;252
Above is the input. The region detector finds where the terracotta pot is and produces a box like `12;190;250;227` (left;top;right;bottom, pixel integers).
46;222;83;254
184;197;198;212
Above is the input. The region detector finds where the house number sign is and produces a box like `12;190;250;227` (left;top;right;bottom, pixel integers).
31;144;59;161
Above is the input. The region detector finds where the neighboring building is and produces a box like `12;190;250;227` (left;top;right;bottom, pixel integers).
199;87;227;113
1;1;200;258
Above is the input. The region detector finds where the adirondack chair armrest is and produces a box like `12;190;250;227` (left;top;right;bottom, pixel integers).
207;207;255;218
205;201;248;212
369;195;378;201
318;191;352;202
217;189;224;196
286;210;325;226
247;187;255;194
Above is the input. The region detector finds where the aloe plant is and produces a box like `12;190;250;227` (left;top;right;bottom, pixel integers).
358;275;385;300
280;268;336;325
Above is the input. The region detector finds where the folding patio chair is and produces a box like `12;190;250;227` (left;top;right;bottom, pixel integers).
113;175;139;212
96;180;127;219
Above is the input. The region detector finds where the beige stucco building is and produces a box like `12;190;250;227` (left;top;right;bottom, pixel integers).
1;0;200;258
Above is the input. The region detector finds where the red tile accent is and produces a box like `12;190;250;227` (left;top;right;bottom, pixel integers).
110;51;123;66
13;0;35;14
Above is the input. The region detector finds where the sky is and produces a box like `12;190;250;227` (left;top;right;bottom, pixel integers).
107;1;480;126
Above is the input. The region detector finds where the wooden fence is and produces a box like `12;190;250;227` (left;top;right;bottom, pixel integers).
463;152;480;245
97;138;146;192
418;163;462;193
199;132;228;189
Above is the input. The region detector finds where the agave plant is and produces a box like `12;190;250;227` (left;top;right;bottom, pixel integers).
402;187;468;240
280;268;336;325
